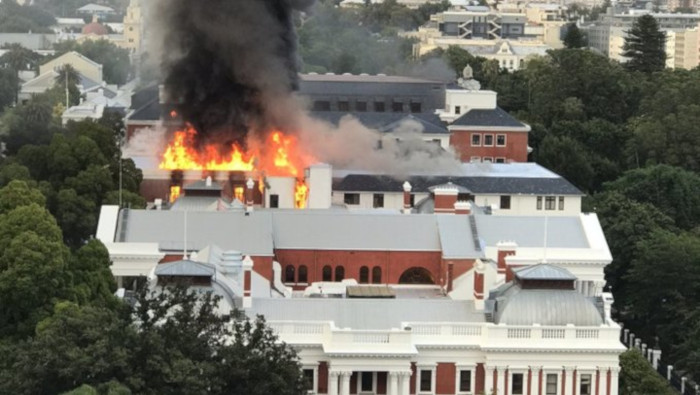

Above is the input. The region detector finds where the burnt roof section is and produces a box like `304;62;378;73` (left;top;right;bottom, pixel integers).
309;111;448;134
451;107;526;128
333;175;583;196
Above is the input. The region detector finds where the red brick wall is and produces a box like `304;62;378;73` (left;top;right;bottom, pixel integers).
450;130;529;163
434;194;457;212
274;249;444;287
475;363;485;395
318;362;328;394
444;259;476;280
437;363;456;394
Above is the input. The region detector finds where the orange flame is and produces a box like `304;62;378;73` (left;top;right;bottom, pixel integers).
295;179;308;209
169;185;181;203
159;125;255;172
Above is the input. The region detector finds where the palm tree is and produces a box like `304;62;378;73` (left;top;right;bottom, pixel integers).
54;64;81;107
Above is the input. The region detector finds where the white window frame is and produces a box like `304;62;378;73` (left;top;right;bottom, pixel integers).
483;134;494;147
482;157;493;163
471;133;481;147
470;156;481;163
495;157;506;163
356;371;377;393
577;370;595;395
455;364;476;395
510;370;527;395
417;364;437;394
302;363;319;393
544;371;562;395
496;134;507;147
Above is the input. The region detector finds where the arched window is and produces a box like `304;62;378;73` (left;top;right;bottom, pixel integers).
298;265;308;284
359;266;369;284
285;265;295;283
322;265;332;282
372;266;382;284
335;266;345;282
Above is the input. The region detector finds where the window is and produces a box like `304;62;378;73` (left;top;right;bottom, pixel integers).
483;157;493;163
484;134;494;146
284;265;295;283
558;196;565;211
344;193;360;205
471;134;481;146
374;101;385;112
410;102;422;113
496;134;506;146
303;369;314;391
420;370;432;392
359;266;369;284
313;100;330;111
546;374;558;395
361;372;373;392
373;193;384;208
545;196;556;210
500;195;511;210
298;265;308;283
392;101;403;112
322;265;332;282
338;101;350;111
470;156;481;163
459;370;472;393
410;194;415;207
512;373;524;395
335;266;345;281
537;196;543;210
269;194;279;208
580;374;592;395
495;157;506;163
455;106;461;114
372;266;382;283
356;101;367;112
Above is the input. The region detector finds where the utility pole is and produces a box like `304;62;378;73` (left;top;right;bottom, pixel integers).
65;66;69;109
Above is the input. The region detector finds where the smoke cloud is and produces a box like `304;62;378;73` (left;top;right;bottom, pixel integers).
148;0;315;146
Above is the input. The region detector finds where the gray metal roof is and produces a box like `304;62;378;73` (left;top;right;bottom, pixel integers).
493;284;603;326
436;215;483;259
309;112;448;135
155;260;216;277
169;196;221;212
249;298;484;330
475;215;590;249
184;179;223;191
119;209;275;256
451;107;527;128
300;74;441;84
271;211;441;251
515;264;577;281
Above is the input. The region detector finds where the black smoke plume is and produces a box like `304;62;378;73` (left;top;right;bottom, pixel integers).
152;0;315;146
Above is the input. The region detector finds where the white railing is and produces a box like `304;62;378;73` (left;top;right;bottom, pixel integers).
267;321;622;351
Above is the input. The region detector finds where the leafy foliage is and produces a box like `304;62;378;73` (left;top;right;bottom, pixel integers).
619;349;676;395
622;15;666;73
563;24;587;48
54;40;132;85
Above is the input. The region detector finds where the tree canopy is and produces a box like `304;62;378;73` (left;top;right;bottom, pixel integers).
622;15;666;73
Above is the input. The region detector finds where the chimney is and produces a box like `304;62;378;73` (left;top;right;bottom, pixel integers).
402;181;412;214
473;259;486;310
242;255;254;308
497;241;517;277
205;175;213;187
245;178;254;214
454;201;471;215
433;183;459;213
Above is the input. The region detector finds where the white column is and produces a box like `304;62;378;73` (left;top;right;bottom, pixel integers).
388;372;400;395
529;366;541;395
609;367;620;395
598;367;608;395
496;367;506;395
328;371;339;395
340;371;352;395
484;366;495;395
563;367;575;395
399;371;411;395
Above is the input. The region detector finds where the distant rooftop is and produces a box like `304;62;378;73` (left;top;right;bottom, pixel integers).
300;73;442;84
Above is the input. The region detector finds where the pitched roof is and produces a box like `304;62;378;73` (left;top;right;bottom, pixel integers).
450;107;527;129
310;111;448;135
475;215;590;249
154;260;216;277
300;73;441;84
128;97;160;122
514;264;577;281
78;4;115;12
436;215;483;259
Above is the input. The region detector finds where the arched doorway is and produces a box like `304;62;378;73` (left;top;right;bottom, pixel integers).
398;267;435;285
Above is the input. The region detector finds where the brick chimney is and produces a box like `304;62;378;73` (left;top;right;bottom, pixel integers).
242;255;254;308
434;183;459;213
473;259;486;310
454;201;471;215
402;181;412;214
497;241;517;276
245;178;254;214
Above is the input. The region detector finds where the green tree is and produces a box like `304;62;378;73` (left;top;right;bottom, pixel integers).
54;40;132;85
619;349;676;395
622;15;666;73
0;180;45;214
0;162;32;186
535;135;594;192
0;68;19;110
68;240;117;307
563;24;587;48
